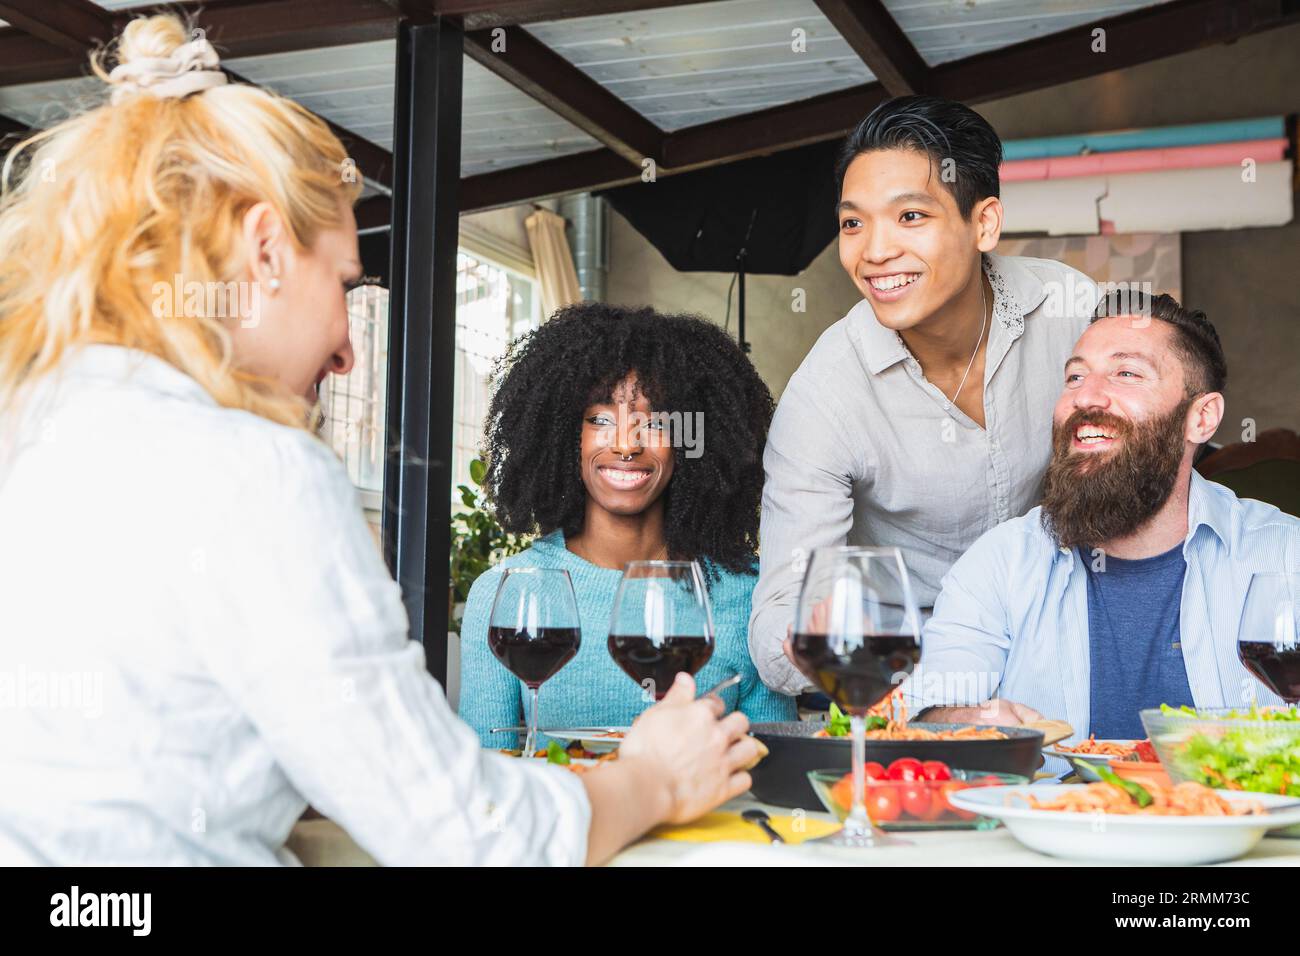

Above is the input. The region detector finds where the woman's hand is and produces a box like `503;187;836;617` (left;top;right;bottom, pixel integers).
619;672;759;825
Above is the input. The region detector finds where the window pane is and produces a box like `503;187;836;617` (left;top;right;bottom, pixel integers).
453;252;540;504
321;284;389;499
318;253;539;518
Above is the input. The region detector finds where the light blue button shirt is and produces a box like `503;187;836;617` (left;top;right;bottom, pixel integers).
901;473;1299;743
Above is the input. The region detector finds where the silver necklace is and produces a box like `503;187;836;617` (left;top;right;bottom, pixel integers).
941;276;988;411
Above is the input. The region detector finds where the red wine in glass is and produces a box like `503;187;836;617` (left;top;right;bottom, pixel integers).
488;568;582;754
791;545;922;850
1238;573;1300;705
489;626;581;689
608;560;715;702
1238;642;1300;704
607;634;713;700
790;633;920;713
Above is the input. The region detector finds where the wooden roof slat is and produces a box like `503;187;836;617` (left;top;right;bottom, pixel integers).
813;0;930;97
0;0;396;190
463;25;661;165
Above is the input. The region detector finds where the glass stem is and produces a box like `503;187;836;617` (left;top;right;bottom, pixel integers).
523;685;541;755
845;713;873;840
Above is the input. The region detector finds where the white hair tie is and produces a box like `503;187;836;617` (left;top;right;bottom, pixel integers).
108;38;228;104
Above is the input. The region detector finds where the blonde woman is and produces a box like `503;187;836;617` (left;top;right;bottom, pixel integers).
0;14;758;866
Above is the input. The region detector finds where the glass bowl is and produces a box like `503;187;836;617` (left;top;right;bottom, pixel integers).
1140;706;1300;797
807;768;1028;831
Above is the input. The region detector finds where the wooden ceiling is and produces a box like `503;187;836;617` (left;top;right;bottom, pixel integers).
0;0;1297;226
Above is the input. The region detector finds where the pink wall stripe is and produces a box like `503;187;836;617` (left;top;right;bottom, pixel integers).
1000;138;1288;182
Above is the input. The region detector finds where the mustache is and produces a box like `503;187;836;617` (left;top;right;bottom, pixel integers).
1053;407;1132;444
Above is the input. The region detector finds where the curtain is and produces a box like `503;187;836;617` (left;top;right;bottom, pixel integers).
524;207;581;317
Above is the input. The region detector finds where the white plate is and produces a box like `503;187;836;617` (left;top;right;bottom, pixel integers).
542;728;629;754
949;785;1300;864
1043;740;1139;781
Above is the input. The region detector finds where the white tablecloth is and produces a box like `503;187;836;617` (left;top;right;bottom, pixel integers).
286;795;1300;867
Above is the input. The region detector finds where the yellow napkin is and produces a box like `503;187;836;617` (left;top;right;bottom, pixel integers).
648;811;841;845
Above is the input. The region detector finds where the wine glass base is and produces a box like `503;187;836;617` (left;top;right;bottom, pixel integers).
808;825;910;849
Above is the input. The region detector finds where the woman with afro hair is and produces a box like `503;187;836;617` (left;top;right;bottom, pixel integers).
458;303;796;747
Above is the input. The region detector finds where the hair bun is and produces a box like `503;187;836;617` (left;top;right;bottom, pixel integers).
106;15;228;104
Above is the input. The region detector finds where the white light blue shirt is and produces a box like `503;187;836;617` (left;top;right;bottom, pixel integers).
0;345;591;865
901;472;1298;742
751;253;1099;694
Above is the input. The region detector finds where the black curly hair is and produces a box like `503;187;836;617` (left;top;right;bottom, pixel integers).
482;302;774;579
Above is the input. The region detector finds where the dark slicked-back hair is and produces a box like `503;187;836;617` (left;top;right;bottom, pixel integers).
1092;290;1227;396
834;94;1003;219
481;303;774;579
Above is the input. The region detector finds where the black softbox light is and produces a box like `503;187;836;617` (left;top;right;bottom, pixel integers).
598;139;840;352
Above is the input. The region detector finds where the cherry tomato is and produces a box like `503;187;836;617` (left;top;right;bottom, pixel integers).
939;780;976;821
831;764;888;811
921;760;952;782
900;782;936;820
865;783;901;823
886;757;925;781
830;774;853;812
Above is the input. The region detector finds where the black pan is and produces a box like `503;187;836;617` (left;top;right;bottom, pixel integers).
748;721;1045;808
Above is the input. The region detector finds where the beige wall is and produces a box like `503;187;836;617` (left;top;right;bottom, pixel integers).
606;212;861;402
603;23;1300;428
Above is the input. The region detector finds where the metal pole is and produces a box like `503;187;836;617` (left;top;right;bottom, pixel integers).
382;15;463;685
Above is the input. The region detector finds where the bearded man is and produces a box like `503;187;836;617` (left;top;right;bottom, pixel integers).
900;291;1299;739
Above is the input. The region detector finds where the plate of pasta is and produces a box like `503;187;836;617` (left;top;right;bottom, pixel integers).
1044;736;1146;780
949;780;1300;864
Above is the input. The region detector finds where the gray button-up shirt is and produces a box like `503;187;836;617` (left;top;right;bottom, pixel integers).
750;252;1099;695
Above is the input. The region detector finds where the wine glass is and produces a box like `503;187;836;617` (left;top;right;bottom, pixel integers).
1238;572;1299;705
608;560;715;702
790;546;922;848
488;568;582;755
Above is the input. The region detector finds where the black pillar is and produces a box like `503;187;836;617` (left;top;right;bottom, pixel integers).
382;15;463;685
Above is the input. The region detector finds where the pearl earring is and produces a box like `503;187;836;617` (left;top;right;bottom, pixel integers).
267;276;281;292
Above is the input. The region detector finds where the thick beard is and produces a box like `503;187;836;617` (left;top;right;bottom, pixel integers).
1040;397;1192;549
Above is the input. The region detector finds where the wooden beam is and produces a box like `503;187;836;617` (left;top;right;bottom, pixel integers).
431;0;703;30
318;117;394;192
929;0;1300;104
0;113;28;137
461;147;639;210
0;0;118;54
814;0;929;96
0;0;399;87
666;0;1300;170
663;83;889;170
0;112;31;160
182;0;399;59
354;193;394;230
0;0;396;190
464;25;662;164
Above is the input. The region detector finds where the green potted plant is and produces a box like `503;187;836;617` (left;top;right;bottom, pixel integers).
449;457;530;632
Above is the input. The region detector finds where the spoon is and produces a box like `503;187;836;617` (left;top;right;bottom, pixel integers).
741;808;785;844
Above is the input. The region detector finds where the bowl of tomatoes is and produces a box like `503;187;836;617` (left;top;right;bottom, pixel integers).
807;759;1028;830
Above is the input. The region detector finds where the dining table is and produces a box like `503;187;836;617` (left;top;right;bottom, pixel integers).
285;792;1300;867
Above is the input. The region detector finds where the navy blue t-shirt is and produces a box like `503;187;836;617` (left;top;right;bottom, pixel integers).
1080;543;1195;739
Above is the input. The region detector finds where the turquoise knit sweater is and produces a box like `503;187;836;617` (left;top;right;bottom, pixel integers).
457;530;795;748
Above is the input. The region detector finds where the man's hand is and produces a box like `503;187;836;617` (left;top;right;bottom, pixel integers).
619;673;759;825
916;699;1044;727
782;630;813;682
